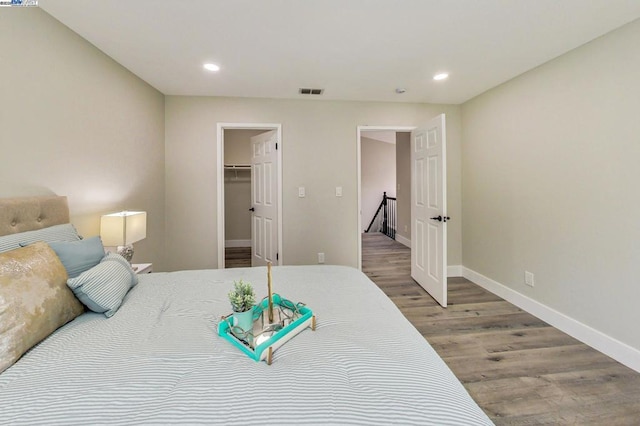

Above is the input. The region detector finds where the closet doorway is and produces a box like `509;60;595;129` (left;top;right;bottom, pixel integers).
216;123;283;269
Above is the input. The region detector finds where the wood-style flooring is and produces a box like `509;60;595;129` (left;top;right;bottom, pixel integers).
225;247;251;268
361;232;640;425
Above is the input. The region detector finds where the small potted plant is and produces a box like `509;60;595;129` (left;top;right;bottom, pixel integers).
228;280;256;337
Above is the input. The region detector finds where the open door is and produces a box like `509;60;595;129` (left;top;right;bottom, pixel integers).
251;130;278;266
411;114;447;307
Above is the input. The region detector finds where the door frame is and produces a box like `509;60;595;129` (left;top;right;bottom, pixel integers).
356;125;415;270
217;123;283;269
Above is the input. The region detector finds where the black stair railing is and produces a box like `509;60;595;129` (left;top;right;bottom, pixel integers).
365;192;397;239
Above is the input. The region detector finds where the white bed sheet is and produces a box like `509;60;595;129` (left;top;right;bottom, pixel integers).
0;265;492;425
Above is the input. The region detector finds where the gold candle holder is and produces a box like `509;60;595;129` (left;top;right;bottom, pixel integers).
267;261;274;323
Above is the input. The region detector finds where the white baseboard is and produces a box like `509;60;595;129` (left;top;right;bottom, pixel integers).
225;239;251;248
447;265;462;277
395;234;411;248
462;266;640;373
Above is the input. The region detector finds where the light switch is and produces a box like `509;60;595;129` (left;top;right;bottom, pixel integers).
335;186;343;197
298;186;306;198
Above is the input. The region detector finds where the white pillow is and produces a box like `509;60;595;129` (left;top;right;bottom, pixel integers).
0;223;80;253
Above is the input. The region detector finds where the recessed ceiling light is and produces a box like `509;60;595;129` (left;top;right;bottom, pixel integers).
433;73;449;81
203;63;220;72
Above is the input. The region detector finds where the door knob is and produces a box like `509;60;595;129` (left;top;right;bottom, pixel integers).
249;207;255;212
430;215;451;222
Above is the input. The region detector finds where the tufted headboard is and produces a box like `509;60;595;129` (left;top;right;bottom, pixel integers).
0;196;70;237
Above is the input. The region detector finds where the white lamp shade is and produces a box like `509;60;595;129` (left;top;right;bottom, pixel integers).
100;211;147;246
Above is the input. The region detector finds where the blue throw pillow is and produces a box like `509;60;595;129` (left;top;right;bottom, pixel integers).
67;252;137;317
48;236;106;278
100;252;139;287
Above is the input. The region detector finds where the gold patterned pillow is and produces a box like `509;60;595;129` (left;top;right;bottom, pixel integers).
0;241;84;374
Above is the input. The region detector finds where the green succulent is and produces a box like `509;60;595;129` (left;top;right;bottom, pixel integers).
228;279;256;312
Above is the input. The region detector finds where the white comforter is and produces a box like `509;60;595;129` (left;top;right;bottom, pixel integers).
0;266;492;425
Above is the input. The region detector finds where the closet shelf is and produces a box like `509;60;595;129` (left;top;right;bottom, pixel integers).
225;164;251;181
224;164;251;170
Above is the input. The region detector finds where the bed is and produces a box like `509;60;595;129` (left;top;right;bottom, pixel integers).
0;196;493;425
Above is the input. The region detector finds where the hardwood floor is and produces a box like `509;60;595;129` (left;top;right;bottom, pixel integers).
361;232;640;425
225;247;251;268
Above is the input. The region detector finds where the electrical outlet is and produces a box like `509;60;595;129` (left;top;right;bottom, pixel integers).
318;252;325;264
524;271;535;287
335;186;342;197
298;186;305;197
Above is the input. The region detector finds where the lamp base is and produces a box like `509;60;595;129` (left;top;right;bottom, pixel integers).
116;245;134;263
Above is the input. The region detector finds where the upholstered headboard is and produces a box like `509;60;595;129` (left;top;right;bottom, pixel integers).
0;196;70;237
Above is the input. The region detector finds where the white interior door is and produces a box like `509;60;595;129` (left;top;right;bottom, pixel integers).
411;114;447;307
251;130;278;266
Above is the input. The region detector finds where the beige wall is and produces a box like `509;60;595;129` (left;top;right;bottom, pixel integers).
0;9;166;269
461;19;640;350
395;132;411;242
224;129;264;165
224;176;251;241
361;136;396;231
165;97;462;270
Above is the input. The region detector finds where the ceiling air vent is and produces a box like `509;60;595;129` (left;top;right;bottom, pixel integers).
299;88;324;95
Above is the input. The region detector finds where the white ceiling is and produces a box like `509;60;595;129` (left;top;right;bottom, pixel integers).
39;0;640;104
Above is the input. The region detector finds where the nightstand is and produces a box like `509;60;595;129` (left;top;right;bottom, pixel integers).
132;263;153;274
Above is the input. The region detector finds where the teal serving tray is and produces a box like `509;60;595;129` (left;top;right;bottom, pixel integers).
217;294;315;364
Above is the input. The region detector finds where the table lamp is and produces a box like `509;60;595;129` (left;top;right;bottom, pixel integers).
100;211;147;262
